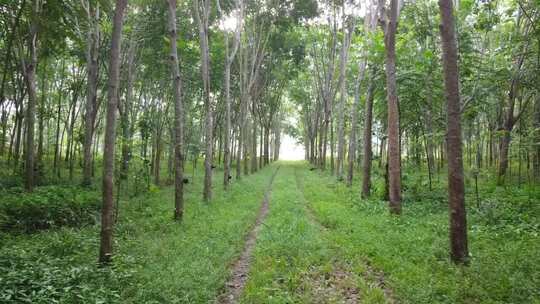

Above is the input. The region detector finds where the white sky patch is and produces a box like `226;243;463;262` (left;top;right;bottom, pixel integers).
219;14;239;32
217;7;242;32
280;134;305;161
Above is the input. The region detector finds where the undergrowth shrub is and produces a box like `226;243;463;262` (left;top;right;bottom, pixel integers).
0;246;133;303
0;186;101;233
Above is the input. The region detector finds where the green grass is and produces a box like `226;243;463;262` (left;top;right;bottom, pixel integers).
1;163;277;303
242;164;388;303
1;161;538;303
299;161;540;304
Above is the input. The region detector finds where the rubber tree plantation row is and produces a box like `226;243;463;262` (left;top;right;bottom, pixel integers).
0;0;539;303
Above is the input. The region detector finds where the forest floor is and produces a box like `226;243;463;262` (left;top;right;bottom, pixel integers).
1;161;539;303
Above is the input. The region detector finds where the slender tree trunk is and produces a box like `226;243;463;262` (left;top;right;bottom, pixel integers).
22;0;39;191
259;125;263;168
67;90;79;180
439;0;469;264
347;58;367;186
361;79;375;198
330;118;335;174
274;121;280;161
320;122;326;169
82;1;100;186
382;0;402;214
0;104;9;155
425;74;435;191
264;126;269;165
154;123;163;185
221;2;242;185
12;104;23;170
236;123;243;179
251;114;257;173
223;51;232;187
243;117;249;175
193;0;213;202
99;0;126;265
534;96;540;180
168;0;185;221
120;34;136;186
36;62;46;178
336;14;352;181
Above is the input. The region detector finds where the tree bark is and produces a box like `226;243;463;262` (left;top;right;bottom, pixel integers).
347;57;367;186
223;47;232;187
438;0;469;264
382;0;402;214
168;0;185;221
22;0;40;191
534;96;540;180
220;0;242;188
251;113;258;173
120;33;136;185
361;78;375;198
99;0;127;265
82;1;100;186
193;0;213;201
336;11;353;181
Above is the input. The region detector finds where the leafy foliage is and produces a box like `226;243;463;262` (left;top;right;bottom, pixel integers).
0;186;100;233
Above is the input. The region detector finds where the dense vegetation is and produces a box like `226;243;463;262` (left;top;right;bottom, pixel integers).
0;0;539;302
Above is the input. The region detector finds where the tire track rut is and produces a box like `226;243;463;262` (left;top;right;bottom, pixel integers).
216;166;280;304
294;166;397;304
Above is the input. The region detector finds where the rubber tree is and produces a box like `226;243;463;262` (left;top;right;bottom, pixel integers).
82;0;100;187
380;0;402;214
99;0;127;265
193;0;213;202
217;0;243;190
438;0;469;264
167;0;185;221
22;0;40;192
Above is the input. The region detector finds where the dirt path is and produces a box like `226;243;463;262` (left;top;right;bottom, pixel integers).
294;166;397;304
216;166;280;304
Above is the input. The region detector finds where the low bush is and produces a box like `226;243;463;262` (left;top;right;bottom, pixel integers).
0;186;101;233
0;239;133;304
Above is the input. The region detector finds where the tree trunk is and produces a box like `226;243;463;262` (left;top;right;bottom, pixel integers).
12;103;24;171
99;0;126;265
259;125;263;168
0;104;9;155
361;78;375;198
120;34;136;185
330;117;335;174
168;0;185;221
251;114;258;173
193;0;213;202
534;96;540;180
37;62;47;178
382;0;402;214
82;1;100;186
264;126;269;165
223;56;232;187
336;13;352;181
236;123;243;179
274;121;280;161
154;124;163;186
347;58;367;186
438;0;469;264
425;74;435;191
23;0;39;191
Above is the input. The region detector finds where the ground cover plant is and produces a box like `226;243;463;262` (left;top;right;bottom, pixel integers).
1;0;539;302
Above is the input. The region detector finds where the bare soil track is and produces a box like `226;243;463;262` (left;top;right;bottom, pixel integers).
216;166;280;304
